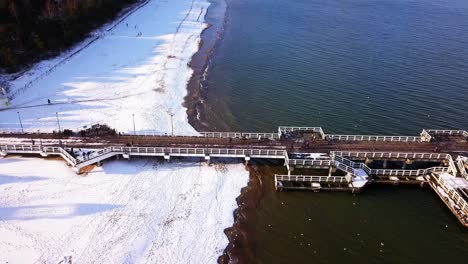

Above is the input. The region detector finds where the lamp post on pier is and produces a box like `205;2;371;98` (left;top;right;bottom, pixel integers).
132;114;136;135
16;112;24;133
167;110;174;136
56;112;61;133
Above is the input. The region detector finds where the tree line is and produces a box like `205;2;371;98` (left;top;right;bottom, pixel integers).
0;0;138;73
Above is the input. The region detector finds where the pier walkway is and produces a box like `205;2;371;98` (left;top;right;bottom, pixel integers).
1;126;468;226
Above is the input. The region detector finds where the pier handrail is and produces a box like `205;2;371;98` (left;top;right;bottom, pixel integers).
288;159;333;166
199;132;279;139
434;174;468;214
420;129;433;142
331;151;451;161
332;154;450;177
109;146;287;157
370;167;449;177
278;126;325;138
425;129;467;136
0;128;56;134
0;144;78;166
327;134;420;142
275;174;349;183
456;156;468;180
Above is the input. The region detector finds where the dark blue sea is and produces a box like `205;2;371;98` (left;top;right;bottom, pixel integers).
201;0;468;263
203;0;468;135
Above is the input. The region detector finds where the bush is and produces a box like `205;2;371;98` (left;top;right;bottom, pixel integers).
63;129;74;136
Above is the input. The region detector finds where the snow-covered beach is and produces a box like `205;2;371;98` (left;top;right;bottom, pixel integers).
0;0;206;135
0;157;248;263
0;0;248;263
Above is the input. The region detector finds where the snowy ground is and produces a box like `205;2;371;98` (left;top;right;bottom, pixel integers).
0;157;248;263
0;0;249;263
0;0;208;135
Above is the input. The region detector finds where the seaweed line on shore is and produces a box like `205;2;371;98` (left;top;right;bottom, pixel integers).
184;0;231;131
184;0;266;262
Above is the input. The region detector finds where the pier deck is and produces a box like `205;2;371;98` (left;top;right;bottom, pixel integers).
1;126;468;226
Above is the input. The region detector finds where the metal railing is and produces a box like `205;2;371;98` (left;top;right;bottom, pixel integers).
0;144;78;166
200;132;279;140
288;159;333;167
332;154;449;178
434;174;468;214
275;174;349;183
426;129;467;136
457;156;468;179
110;146;287;158
1;144;43;152
371;167;449;177
331;151;450;161
327;135;420;142
420;129;433;142
278;126;325;138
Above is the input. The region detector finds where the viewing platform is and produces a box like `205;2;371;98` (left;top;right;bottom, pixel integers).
1;126;467;226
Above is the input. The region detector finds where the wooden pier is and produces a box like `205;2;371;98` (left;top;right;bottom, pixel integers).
1;126;468;226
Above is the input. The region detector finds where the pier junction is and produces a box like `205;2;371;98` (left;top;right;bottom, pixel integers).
1;126;468;227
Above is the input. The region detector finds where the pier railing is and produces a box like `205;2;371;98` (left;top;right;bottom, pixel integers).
371;167;449;177
332;154;450;178
457;156;468;179
275;175;349;183
278;126;325;138
434;174;468;214
0;128;56;134
420;129;433;142
331;151;450;161
287;159;333;167
109;146;286;158
426;129;468;136
199;132;279;140
327;135;420;142
0;144;78;166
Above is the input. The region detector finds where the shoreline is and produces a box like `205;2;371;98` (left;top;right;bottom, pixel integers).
184;1;262;262
218;165;267;263
184;0;230;131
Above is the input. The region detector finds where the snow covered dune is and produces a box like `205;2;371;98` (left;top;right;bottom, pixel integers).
0;157;248;263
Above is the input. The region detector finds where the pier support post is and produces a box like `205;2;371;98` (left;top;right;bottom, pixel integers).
164;154;170;162
97;161;102;167
383;159;388;169
244;156;250;165
205;155;211;164
328;166;333;176
402;162;407;169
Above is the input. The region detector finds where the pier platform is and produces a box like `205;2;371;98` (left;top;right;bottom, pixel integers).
1;126;468;226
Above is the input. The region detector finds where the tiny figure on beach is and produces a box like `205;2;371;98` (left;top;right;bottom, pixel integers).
47;99;51;104
126;23;128;27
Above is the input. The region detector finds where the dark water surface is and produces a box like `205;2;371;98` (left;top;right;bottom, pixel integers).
201;0;468;262
203;0;468;134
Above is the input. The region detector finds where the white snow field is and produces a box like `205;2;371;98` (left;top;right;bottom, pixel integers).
0;0;208;135
0;157;248;263
0;0;250;263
